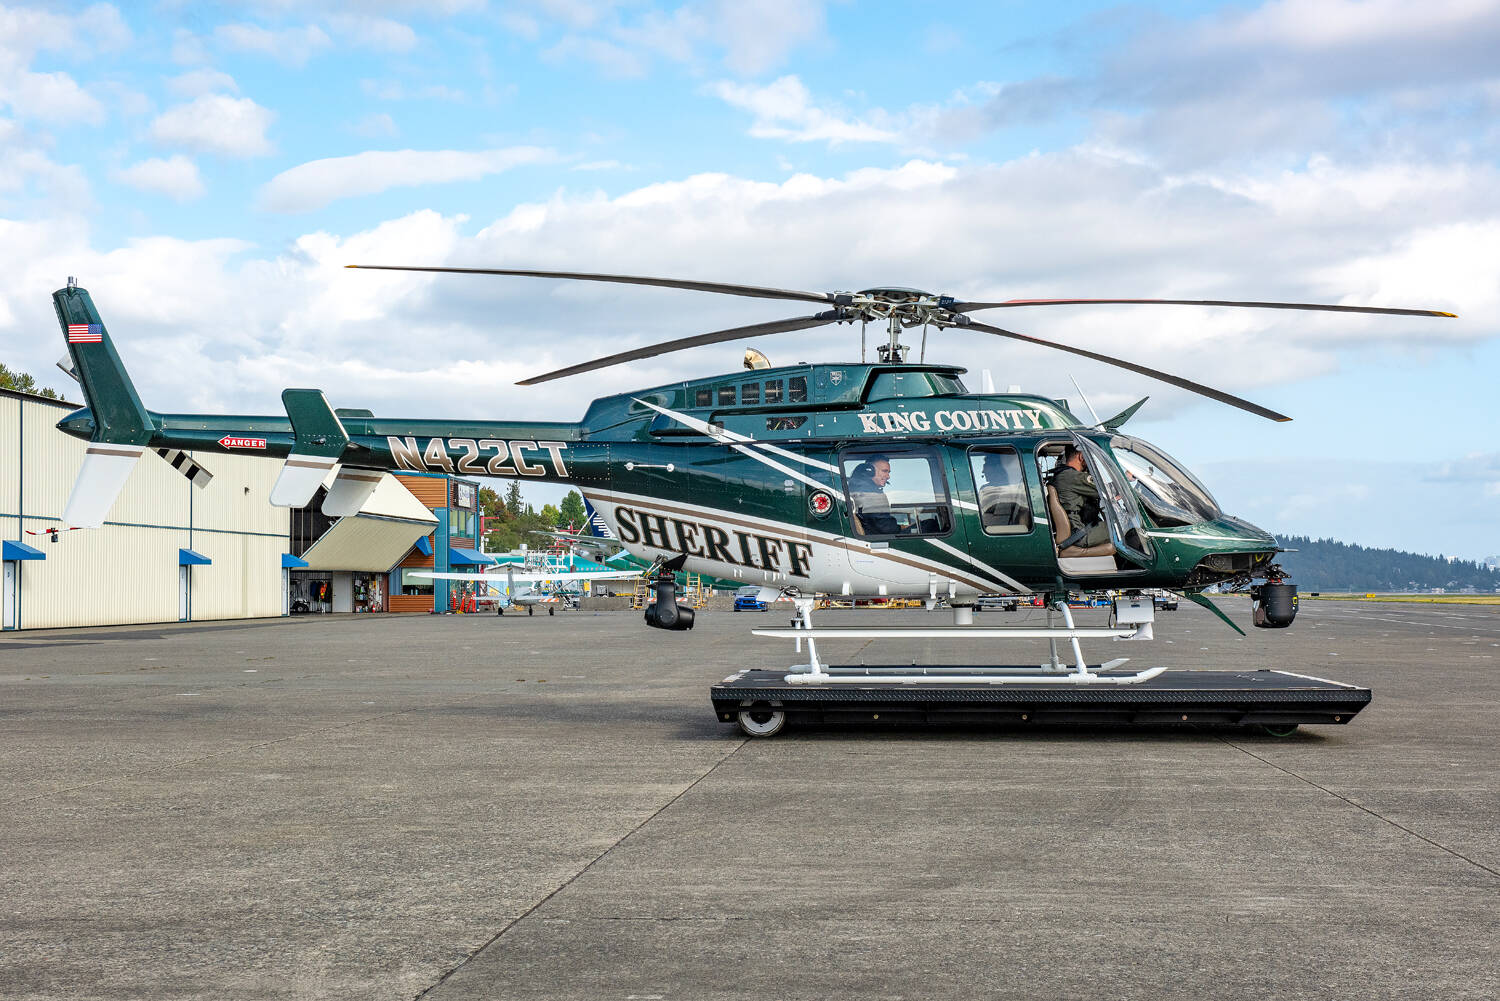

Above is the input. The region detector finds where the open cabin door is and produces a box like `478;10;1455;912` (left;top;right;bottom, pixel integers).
1060;434;1155;572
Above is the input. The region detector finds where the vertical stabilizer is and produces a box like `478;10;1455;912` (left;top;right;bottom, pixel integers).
53;284;154;527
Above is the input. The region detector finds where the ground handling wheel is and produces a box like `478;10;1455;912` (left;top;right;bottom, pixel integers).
548;606;554;616
527;606;534;616
737;703;786;738
1256;723;1300;737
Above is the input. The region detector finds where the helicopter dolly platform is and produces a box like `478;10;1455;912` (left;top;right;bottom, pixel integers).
712;667;1371;737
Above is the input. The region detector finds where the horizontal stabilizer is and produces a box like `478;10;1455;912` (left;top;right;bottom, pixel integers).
63;443;143;528
155;448;212;489
269;454;339;508
321;467;383;517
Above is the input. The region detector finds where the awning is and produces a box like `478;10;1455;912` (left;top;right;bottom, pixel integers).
449;547;496;566
282;554;309;569
179;548;212;566
414;535;433;556
3;540;46;561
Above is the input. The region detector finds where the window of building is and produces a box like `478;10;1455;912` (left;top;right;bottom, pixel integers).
740;382;760;404
400;569;434;595
450;507;474;539
764;379;783;404
694;388;712;407
788;376;808;403
840;447;952;538
718;385;736;406
968;447;1031;535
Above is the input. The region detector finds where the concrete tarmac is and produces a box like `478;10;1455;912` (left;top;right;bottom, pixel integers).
2;600;1498;1000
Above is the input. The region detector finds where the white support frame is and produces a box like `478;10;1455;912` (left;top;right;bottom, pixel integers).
756;599;1168;687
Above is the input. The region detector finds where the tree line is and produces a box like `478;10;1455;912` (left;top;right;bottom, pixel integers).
1275;534;1500;592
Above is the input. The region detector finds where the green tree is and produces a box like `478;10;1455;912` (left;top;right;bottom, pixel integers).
0;363;60;399
559;489;586;528
504;481;524;517
539;503;562;527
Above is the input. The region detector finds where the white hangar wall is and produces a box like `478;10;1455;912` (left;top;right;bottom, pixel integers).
1;390;289;630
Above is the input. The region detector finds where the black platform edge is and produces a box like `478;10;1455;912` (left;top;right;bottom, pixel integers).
711;669;1371;728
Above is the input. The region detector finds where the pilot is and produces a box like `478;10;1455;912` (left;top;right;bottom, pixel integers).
977;451;1027;530
848;455;901;535
1052;446;1110;547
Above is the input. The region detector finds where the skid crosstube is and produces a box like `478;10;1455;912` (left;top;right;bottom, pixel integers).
712;668;1371;730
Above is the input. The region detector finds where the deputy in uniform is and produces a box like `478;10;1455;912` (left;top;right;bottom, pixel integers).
1053;446;1111;548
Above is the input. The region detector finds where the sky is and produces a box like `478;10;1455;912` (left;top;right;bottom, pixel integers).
1;0;1497;560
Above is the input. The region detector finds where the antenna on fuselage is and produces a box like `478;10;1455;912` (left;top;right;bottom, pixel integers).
1069;374;1103;427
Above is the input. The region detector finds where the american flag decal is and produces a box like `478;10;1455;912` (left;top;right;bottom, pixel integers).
67;323;103;343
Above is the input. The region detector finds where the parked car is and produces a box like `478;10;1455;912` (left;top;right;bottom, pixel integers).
733;586;768;612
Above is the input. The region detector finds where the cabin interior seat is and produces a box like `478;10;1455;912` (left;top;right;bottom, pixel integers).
1046;483;1116;570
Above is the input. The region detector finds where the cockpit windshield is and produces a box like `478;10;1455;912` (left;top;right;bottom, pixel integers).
1110;436;1221;527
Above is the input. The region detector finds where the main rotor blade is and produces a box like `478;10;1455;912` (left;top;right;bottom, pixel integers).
517;313;841;386
955;297;1455;318
346;264;835;306
961;318;1292;422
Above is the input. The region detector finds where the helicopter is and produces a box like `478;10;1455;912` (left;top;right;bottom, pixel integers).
49;268;1452;652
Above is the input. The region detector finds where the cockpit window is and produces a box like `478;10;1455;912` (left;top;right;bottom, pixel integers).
1111;437;1220;527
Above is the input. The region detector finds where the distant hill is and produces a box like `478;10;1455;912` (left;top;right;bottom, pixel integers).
1274;535;1500;593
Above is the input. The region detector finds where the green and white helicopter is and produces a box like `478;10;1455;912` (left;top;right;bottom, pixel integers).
50;269;1451;682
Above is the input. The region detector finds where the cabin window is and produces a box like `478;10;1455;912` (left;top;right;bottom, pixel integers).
740;382;760;405
717;385;735;406
840;446;952;538
1110;437;1220;526
789;376;808;403
967;447;1031;535
765;379;783;403
694;388;712;407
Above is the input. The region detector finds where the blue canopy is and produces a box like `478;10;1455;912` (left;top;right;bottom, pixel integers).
3;540;45;561
281;553;309;569
178;548;212;566
449;547;495;566
414;535;433;557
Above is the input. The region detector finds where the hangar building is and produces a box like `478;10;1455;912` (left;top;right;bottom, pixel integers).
2;388;487;630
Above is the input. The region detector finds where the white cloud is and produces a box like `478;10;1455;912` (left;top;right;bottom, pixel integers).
112;155;204;202
542;36;649;79
349;112;399;138
1;70;105;123
710;0;826;75
149;94;276;157
328;15;418;53
215;23;331;67
167;69;239;98
710;76;900;145
258;146;558;212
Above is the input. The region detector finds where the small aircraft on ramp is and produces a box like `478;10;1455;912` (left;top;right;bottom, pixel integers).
418;562;639;616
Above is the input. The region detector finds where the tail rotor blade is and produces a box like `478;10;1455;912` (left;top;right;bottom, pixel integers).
960;318;1292;422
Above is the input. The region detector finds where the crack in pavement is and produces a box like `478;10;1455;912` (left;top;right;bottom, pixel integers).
413;736;750;1000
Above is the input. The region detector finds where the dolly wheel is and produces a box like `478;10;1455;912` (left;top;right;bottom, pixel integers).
548;607;555;616
737;705;786;738
1257;723;1300;738
527;607;534;616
